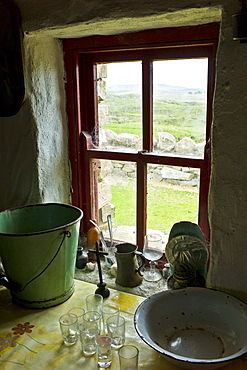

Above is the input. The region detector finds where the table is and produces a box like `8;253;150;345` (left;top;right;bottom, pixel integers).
0;280;246;369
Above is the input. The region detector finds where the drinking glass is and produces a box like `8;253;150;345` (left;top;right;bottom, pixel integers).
102;302;120;334
79;310;101;354
86;293;103;314
82;311;101;332
96;335;112;368
59;313;78;345
106;315;125;349
143;233;163;281
68;307;85;333
118;344;139;370
80;327;98;355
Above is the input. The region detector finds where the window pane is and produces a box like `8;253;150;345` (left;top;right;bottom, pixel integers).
153;58;208;158
97;159;136;244
97;62;142;151
147;164;200;242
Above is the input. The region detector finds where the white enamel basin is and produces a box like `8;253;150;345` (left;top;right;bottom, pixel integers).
134;287;247;369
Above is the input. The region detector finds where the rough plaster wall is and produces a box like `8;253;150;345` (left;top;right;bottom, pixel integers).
16;0;222;35
0;36;71;210
0;98;40;210
207;3;247;302
23;6;222;39
24;36;71;204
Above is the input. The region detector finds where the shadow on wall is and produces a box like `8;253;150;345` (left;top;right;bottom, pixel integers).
0;97;41;211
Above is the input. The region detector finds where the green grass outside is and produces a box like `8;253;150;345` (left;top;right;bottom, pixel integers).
102;92;206;143
110;179;199;234
101;91;201;234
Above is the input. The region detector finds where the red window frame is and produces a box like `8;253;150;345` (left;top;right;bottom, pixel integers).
63;23;219;248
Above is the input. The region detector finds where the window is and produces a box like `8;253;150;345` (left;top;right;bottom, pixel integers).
64;24;219;249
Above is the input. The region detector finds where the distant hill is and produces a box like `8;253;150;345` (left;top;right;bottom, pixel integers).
107;84;205;94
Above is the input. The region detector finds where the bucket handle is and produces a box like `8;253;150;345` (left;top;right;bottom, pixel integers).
11;230;71;293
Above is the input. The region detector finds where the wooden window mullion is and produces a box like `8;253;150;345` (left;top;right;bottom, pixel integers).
136;161;147;249
80;132;94;232
142;58;153;152
135;58;153;245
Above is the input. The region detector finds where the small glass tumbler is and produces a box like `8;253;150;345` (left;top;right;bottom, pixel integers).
96;335;112;368
106;315;125;349
118;345;139;370
86;293;103;314
59;313;78;346
82;311;101;332
102;302;120;334
68;307;85;333
80;327;98;355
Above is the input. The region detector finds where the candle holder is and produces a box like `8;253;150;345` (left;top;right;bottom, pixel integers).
89;242;110;298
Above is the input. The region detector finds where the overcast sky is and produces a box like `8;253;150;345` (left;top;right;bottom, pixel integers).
106;58;208;90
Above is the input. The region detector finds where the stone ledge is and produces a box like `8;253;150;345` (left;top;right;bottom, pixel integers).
75;261;168;298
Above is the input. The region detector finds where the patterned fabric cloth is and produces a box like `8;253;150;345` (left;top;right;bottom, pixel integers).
0;280;246;369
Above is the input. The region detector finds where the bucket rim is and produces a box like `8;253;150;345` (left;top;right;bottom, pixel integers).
0;202;83;237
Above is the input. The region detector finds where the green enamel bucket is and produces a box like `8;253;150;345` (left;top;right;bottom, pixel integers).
0;203;83;308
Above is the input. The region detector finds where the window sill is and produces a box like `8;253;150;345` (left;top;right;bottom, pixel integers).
74;260;168;298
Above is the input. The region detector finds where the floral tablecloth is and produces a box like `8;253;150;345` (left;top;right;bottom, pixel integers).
0;279;247;369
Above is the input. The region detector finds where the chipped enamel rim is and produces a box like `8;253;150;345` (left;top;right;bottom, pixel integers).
134;287;247;369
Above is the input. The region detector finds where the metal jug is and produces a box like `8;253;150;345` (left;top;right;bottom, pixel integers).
115;243;145;287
